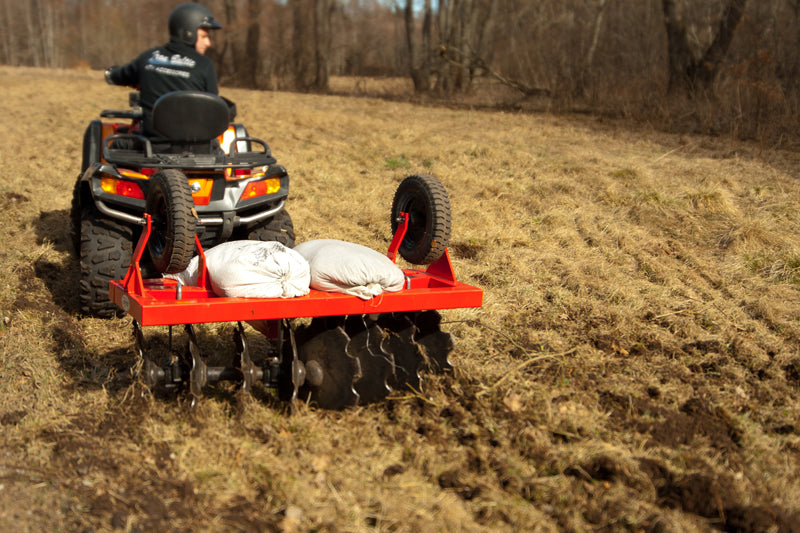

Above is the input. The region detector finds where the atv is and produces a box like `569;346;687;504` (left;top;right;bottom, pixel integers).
71;90;294;317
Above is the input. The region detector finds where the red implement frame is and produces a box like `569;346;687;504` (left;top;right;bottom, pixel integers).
109;213;483;326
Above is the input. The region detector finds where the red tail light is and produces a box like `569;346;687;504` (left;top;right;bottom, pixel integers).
240;178;281;201
101;177;145;200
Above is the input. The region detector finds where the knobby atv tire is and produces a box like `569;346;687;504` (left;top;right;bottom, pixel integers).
242;210;296;248
391;174;451;264
146;169;196;274
79;209;132;317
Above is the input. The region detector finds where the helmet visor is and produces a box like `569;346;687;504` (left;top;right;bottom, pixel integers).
199;16;222;31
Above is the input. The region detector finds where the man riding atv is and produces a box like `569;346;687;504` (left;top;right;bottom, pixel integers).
104;2;222;139
72;2;294;317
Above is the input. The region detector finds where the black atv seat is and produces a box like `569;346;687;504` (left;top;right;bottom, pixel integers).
97;90;276;169
152;91;230;144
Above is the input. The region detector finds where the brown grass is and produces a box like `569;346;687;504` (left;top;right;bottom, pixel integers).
2;65;800;531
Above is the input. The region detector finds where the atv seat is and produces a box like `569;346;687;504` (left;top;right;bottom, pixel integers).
151;91;231;154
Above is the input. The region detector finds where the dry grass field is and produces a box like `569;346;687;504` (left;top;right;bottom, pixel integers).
2;66;800;532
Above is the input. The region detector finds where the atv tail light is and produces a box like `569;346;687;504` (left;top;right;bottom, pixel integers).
240;178;281;201
234;168;265;177
225;165;267;180
101;177;145;200
188;179;213;206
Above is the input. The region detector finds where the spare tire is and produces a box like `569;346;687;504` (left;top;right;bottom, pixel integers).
146;169;196;274
390;174;451;264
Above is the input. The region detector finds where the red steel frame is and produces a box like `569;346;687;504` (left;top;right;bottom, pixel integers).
109;213;483;327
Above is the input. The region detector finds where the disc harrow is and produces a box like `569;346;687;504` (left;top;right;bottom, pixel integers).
109;174;482;410
128;309;455;409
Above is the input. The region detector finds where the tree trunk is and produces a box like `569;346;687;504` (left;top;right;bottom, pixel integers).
312;0;333;91
243;0;262;88
663;0;747;94
1;0;16;65
690;0;747;87
218;0;263;88
221;0;243;81
436;0;496;94
24;0;42;66
292;0;332;91
436;0;460;93
578;0;609;96
292;0;308;88
404;0;432;92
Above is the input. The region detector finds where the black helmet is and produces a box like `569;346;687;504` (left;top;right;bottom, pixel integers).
168;2;222;46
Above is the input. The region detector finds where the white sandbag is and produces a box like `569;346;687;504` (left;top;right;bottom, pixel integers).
165;240;310;299
293;239;405;300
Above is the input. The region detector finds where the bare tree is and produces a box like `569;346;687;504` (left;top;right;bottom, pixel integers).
291;0;335;91
404;0;432;92
216;0;263;88
313;0;334;90
243;0;263;86
577;0;609;95
3;0;800;147
663;0;748;93
427;0;549;98
292;0;313;88
436;0;498;94
1;0;18;64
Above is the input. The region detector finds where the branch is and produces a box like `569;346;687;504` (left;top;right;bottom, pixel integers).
439;45;550;97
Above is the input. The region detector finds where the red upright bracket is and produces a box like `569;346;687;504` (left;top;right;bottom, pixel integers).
387;212;409;263
386;211;456;284
121;213;151;297
193;234;211;290
424;248;457;285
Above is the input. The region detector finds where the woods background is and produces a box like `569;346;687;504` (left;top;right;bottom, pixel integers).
2;0;800;147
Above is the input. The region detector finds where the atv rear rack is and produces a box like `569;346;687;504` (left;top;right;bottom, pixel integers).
109;213;483;327
101;135;276;170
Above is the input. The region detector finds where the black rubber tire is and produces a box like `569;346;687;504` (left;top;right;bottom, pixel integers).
79;209;132;317
145;169;196;274
390;174;451;264
242;210;296;248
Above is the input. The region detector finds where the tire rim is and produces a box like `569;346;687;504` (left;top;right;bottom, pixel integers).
150;196;169;257
399;193;427;250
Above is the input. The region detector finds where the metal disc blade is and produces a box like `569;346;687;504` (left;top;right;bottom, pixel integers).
414;310;454;373
294;317;360;410
345;315;394;404
377;313;425;392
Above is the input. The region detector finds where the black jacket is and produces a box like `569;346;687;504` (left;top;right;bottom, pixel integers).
107;39;218;137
